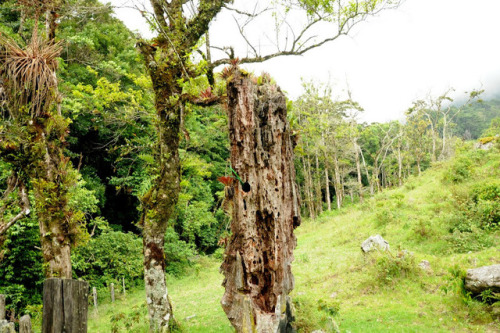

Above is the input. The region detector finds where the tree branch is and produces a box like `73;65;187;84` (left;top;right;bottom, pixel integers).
0;179;31;236
210;0;402;68
183;0;231;51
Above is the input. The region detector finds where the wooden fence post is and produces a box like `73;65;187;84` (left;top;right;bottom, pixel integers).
93;287;97;309
122;277;126;295
19;314;32;333
110;283;115;303
0;294;5;320
42;278;89;333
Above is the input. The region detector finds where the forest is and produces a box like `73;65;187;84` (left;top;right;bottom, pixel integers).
0;0;499;332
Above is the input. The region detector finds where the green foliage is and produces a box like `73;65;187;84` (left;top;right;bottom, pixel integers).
173;105;230;254
372;250;418;285
110;303;148;333
71;231;143;288
441;265;469;301
481;116;500;138
443;156;473;183
293;296;340;332
164;227;196;276
374;207;395;227
0;216;44;316
470;181;500;228
454;100;500;139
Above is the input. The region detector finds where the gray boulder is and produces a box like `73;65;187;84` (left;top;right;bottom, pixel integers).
361;235;390;253
464;264;500;294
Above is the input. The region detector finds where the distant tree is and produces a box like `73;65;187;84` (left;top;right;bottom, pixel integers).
408;89;482;161
482;117;500;138
404;110;431;175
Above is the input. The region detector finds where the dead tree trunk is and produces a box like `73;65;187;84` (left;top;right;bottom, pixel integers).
42;278;89;333
221;71;300;332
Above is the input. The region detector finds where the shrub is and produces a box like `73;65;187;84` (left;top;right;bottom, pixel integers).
375;208;395;227
443;156;473;183
0;217;44;316
164;227;197;276
373;250;418;285
412;219;435;240
470;181;500;229
72;231;143;288
446;228;493;253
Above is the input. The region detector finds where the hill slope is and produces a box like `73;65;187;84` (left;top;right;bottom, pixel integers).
87;144;500;332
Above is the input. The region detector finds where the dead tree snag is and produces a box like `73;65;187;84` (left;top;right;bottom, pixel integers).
221;70;301;332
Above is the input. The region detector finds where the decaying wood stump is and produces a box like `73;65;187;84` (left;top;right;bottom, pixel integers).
42;278;89;333
221;70;301;332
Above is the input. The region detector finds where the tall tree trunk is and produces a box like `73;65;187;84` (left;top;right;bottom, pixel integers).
324;164;331;211
314;153;322;215
301;157;315;219
306;156;317;216
32;134;73;278
139;64;182;331
359;146;373;195
397;145;403;187
332;148;342;209
429;121;437;162
221;71;300;332
354;142;364;202
440;113;447;160
374;160;381;192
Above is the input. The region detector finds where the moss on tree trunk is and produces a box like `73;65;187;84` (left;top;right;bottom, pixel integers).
139;63;182;331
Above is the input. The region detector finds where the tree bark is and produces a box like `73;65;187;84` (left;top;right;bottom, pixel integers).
332;149;342;209
354;142;364;202
301;157;315;219
139;75;181;331
324;165;331;211
397;144;403;187
314;153;322;215
440;113;447;160
221;71;300;332
359;147;373;195
31;130;74;279
306;156;317;216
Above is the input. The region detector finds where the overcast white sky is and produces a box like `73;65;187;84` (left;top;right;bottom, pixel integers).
109;0;500;123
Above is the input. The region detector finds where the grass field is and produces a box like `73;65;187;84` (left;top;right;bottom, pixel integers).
88;148;500;332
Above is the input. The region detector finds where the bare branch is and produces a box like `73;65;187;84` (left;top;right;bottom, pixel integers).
211;0;403;68
222;3;270;18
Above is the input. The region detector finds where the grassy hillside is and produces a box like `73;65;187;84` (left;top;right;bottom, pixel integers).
87;144;500;332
